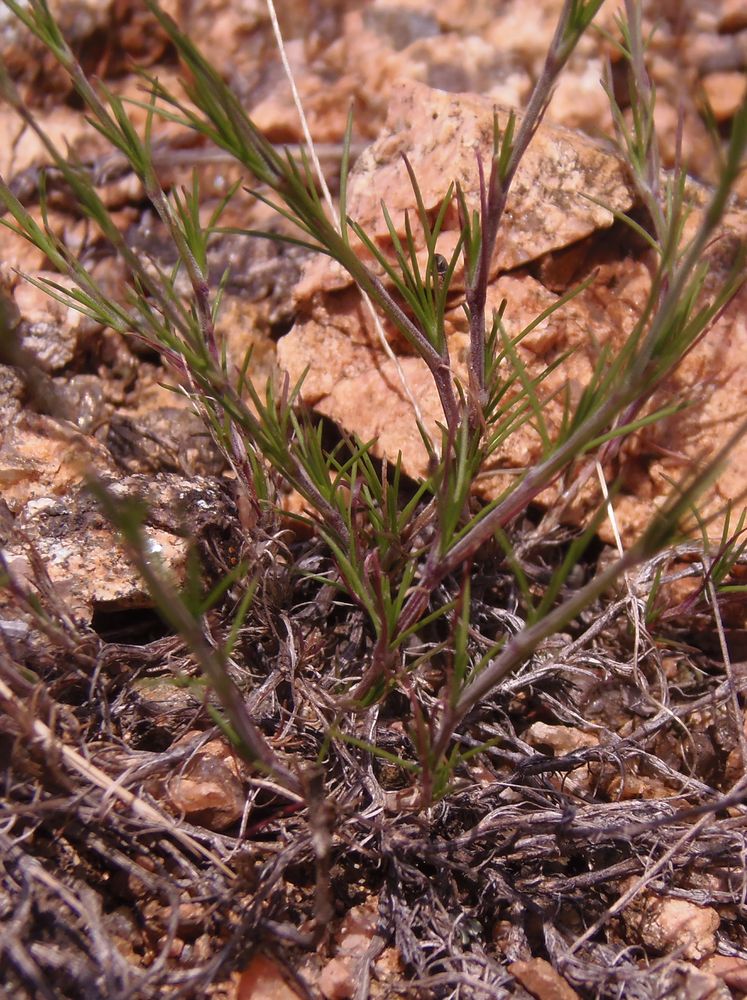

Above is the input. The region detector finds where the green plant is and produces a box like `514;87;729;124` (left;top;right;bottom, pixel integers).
0;0;746;804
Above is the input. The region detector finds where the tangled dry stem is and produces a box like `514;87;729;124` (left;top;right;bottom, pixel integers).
2;521;747;998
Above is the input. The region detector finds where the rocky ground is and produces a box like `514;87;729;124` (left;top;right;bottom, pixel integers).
2;1;747;998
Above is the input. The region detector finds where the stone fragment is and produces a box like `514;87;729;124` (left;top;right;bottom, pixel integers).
687;29;746;75
401;33;532;104
661;963;731;1000
524;723;600;795
0;0;111;93
166;737;246;832
649;99;716;184
524;723;598;756
623;893;720;961
480;0;619;71
338;899;378;950
319;959;355;1000
547;57;613;132
605;769;681;802
283;253;632;507
281;289;445;481
0;105;101;184
5;497;183;622
120;678;203;748
508;957;581;1000
0;365;24;422
363;5;440;50
319;900;379;1000
106;405;225;478
0;0;111;50
701;70;747;121
719;0;747;33
0;411;118;513
280;78;635;483
103;906;144;964
50;374;108;432
374;946;403;980
702;955;747;992
294;79;633;300
280;78;747;544
235;955;303;1000
215;291;289;376
1;473;225;622
13;273;99;373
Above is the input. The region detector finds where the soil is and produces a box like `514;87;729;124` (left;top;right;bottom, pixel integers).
1;1;747;999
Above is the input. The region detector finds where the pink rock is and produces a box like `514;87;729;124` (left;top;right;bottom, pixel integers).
624;894;720;961
509;957;581;1000
319;957;356;1000
701;71;747;121
167;738;246;832
719;0;747;33
236;955;303;1000
703;955;747;992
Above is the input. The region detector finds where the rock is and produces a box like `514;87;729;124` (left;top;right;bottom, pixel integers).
106;405;225;478
338;899;378;949
0;0;111;53
50;374;108;432
363;6;440;51
623;893;720;961
103;906;144;964
0;365;24;422
701;70;747;121
235;955;303;1000
0;411;118;513
281;287;445;482
166;736;246;831
0;105;101;182
0;0;111;94
118;678;204;748
173;0;268;83
719;0;747;33
400;33;532;104
508;957;581;1000
248;32;361;144
208;213;311;326
702;955;747;992
480;0;618;71
687;28;747;76
319;959;356;1000
373;946;403;982
319;900;379;1000
279;79;635;481
5;492;184;622
605;770;681;802
661;963;732;1000
649;100;716;185
215;292;290;374
13;273;99;373
1;473;226;622
524;723;598;756
295;79;633;296
280;78;747;543
547;57;613;132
